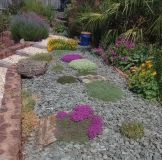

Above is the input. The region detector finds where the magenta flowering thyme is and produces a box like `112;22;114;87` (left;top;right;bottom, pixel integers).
70;104;94;122
61;53;83;62
56;104;104;141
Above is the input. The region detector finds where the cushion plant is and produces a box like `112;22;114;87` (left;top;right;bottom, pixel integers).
69;59;97;72
86;81;123;102
55;104;103;142
61;53;83;62
120;122;144;140
57;76;77;84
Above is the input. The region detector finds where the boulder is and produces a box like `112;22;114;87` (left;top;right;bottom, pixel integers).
17;59;48;78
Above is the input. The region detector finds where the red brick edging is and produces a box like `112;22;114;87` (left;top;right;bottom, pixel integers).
0;65;22;160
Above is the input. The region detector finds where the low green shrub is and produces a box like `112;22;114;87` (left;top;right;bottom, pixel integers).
29;53;52;62
57;76;77;84
10;12;49;41
120;122;144;140
52;64;64;72
86;81;123;102
69;59;97;72
128;60;158;100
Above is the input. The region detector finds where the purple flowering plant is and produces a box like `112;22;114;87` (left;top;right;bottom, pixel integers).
107;36;137;71
61;53;83;62
56;104;104;141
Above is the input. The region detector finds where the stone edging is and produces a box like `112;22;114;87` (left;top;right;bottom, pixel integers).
0;65;22;160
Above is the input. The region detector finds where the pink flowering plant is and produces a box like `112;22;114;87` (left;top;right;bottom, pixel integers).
61;53;83;62
107;37;151;71
55;104;104;142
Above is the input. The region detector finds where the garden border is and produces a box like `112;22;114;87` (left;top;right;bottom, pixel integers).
0;65;22;160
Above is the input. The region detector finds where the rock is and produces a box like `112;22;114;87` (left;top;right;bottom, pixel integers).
17;59;48;78
78;75;106;84
20;38;25;44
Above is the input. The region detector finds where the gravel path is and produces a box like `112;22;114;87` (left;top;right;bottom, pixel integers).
22;51;162;160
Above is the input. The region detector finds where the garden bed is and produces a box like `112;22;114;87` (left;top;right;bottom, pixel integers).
22;50;162;160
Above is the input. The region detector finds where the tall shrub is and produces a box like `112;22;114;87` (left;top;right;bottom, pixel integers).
10;12;49;41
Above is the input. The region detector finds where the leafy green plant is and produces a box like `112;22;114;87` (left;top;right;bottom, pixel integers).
57;76;77;84
120;122;144;140
29;53;52;62
10;12;49;41
77;0;162;46
69;59;97;72
52;64;64;72
54;23;67;34
0;14;10;33
107;39;153;71
154;49;162;102
86;81;123;102
128;60;158;100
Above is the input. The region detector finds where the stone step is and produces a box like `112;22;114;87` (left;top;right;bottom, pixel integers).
16;46;48;56
0;55;26;67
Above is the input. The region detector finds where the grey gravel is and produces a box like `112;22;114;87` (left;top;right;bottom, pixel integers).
22;51;162;160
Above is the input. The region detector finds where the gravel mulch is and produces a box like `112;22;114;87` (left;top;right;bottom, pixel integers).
22;51;162;160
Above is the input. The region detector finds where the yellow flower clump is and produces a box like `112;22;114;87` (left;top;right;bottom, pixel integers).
137;60;157;77
47;38;78;52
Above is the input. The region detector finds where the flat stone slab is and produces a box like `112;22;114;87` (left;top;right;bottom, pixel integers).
0;67;7;109
78;75;107;84
0;55;26;67
37;115;57;149
16;46;48;56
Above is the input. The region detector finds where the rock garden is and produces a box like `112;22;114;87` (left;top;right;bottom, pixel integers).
0;1;162;160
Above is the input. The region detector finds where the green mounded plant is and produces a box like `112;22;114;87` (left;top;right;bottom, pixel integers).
52;64;64;72
86;81;123;102
10;12;49;41
29;53;53;62
120;122;144;140
69;59;97;72
77;70;97;76
56;118;90;142
57;76;77;84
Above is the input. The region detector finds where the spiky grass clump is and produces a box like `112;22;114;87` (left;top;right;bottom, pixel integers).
21;89;38;136
69;59;97;72
52;64;64;72
86;81;123;102
57;76;77;84
22;89;36;112
120;122;144;140
29;53;53;62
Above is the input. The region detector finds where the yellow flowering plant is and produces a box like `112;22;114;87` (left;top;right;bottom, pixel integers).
128;60;158;100
47;38;78;52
